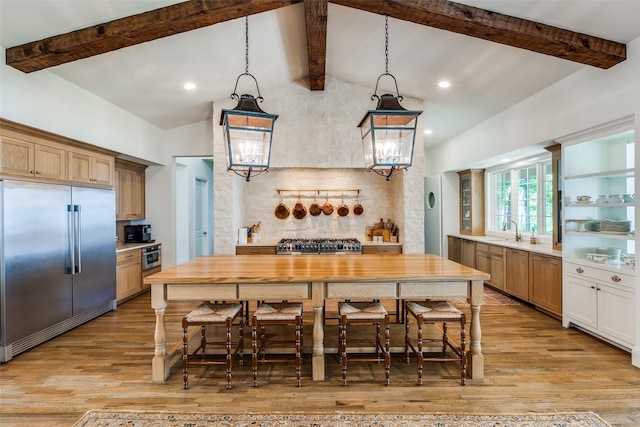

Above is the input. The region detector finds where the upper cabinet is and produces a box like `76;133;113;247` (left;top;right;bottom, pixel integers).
458;169;485;236
1;118;117;188
545;144;562;251
1;134;67;182
115;159;146;220
562;128;635;268
68;149;114;186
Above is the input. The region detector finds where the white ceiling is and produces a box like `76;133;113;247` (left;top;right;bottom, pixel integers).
2;1;640;148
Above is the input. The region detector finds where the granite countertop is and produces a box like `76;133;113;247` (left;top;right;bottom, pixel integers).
116;241;161;253
450;234;562;258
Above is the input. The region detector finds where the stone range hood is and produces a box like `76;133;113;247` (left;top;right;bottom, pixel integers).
212;76;425;254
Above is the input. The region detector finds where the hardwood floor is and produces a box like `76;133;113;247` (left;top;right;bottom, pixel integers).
1;291;639;427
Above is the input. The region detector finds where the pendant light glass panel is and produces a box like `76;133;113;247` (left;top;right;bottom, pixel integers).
360;109;420;170
222;109;276;171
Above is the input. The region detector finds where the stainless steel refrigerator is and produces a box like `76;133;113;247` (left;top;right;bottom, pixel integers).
1;179;116;362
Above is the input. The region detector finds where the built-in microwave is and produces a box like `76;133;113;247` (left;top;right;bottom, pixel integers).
141;245;161;271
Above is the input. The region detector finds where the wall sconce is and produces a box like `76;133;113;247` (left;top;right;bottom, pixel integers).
358;16;422;181
220;17;278;182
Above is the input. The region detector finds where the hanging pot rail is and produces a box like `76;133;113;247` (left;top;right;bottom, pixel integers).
276;189;360;196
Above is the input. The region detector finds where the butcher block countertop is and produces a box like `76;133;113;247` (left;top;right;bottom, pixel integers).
143;253;490;285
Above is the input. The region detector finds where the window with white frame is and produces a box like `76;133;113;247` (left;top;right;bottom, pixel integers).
488;157;553;236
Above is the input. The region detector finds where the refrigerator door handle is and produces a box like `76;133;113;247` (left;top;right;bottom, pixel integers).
67;204;75;274
74;204;82;274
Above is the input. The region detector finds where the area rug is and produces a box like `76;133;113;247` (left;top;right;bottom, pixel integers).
73;410;611;427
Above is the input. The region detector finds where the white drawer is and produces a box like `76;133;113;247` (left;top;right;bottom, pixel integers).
166;284;237;300
326;282;397;299
564;262;634;289
238;283;310;300
399;281;468;298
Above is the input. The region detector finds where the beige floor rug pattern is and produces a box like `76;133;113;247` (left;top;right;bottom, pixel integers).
73;410;611;427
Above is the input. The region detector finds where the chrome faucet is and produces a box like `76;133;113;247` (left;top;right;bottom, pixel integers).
503;220;522;242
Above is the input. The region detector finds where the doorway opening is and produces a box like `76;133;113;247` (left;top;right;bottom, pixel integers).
175;157;213;264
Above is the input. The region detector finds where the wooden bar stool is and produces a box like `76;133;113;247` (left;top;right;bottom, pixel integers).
404;300;467;385
251;301;304;387
338;300;391;386
182;301;244;390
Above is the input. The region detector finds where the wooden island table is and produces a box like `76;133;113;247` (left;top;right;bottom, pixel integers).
144;254;490;383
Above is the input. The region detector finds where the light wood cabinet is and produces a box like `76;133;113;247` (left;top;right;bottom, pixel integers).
1;118;117;187
458;169;484;236
545;144;562;251
475;242;505;290
236;245;277;255
115;159;146;220
68;149;114;186
1;135;67;181
116;251;142;302
460;239;476;268
529;253;562;317
505;248;529;300
362;245;402;254
447;236;461;264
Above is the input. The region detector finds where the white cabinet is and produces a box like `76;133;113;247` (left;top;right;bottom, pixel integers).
561;124;635;350
564;262;634;348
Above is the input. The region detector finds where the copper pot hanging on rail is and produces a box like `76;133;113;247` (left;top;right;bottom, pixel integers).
293;194;307;220
274;195;290;220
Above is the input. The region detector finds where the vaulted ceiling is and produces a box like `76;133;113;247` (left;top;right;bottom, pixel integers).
2;1;640;147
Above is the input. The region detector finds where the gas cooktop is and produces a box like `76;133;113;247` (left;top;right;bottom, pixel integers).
277;238;362;255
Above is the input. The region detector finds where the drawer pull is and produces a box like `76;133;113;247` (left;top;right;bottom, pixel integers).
576;267;584;273
611;275;621;283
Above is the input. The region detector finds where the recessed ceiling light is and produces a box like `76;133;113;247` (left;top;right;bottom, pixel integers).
184;82;196;90
424;129;433;135
438;81;451;89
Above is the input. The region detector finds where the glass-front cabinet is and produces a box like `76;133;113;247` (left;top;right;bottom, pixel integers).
561;124;635;350
458;169;484;236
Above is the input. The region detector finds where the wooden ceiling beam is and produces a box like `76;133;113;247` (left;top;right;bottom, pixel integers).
304;0;328;90
5;0;303;73
330;0;626;69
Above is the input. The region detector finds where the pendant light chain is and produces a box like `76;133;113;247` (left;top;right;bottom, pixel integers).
384;15;389;74
245;16;249;74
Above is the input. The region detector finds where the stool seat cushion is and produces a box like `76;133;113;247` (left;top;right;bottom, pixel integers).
185;302;243;323
406;301;463;320
339;301;388;320
254;302;303;321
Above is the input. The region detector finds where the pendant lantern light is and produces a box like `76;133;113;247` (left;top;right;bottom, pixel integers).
220;16;278;181
358;16;422;181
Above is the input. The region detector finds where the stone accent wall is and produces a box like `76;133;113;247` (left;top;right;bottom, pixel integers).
213;76;424;254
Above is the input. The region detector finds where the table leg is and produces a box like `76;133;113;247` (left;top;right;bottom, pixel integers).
468;279;484;379
311;281;325;381
151;284;169;382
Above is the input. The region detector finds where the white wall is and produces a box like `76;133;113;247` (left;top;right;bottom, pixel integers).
426;37;640;368
0;48;166;165
145;121;213;268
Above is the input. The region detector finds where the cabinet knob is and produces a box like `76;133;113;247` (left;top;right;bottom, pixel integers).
35;171;41;175
576;267;584;273
611;275;621;283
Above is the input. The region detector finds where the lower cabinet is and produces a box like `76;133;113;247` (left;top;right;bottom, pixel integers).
116;251;142;302
475;243;504;290
529;253;562;317
563;262;634;349
448;236;461;264
461;239;476;268
362;244;402;254
505;248;529;300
